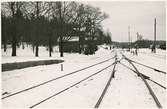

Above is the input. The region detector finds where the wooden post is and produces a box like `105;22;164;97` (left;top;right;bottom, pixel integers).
61;64;63;71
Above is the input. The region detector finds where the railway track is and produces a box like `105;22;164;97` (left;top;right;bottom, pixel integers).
94;54;118;108
93;52;164;108
2;50;165;108
119;62;166;89
2;55;116;100
30;58;118;108
29;53;126;108
121;53;163;108
127;58;166;74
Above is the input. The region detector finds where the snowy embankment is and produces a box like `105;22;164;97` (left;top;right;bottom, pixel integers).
2;59;64;72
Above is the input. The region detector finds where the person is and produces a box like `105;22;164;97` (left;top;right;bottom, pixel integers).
151;44;155;53
132;50;135;55
135;44;138;56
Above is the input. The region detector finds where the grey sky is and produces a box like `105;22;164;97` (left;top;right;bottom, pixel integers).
82;1;166;42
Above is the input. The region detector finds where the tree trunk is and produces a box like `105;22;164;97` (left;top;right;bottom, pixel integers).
10;3;17;56
12;38;17;56
79;36;81;54
35;44;39;57
11;25;17;56
78;28;81;54
49;48;52;57
49;36;52;57
35;2;39;57
59;36;63;57
4;42;7;52
58;2;63;57
22;42;25;49
32;44;35;53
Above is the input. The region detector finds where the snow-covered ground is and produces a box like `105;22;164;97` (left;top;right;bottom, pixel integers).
1;46;166;108
138;48;166;59
1;45;112;64
2;45;64;64
119;48;166;108
93;49;166;108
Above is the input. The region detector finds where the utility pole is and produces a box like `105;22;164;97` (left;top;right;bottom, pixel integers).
136;32;139;41
154;18;156;53
128;26;130;51
131;35;132;49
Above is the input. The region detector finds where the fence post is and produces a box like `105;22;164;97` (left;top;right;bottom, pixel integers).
61;64;63;71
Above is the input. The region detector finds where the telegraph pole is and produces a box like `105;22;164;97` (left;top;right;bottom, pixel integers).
154;18;156;53
131;35;132;50
128;26;130;51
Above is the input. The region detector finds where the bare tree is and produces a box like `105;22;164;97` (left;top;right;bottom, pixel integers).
1;1;109;57
26;1;51;57
2;2;25;56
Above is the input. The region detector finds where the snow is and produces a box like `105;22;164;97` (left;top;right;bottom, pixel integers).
31;65;114;108
123;49;166;86
2;45;112;64
138;48;166;59
100;63;156;108
1;46;166;108
2;45;60;64
120;49;166;108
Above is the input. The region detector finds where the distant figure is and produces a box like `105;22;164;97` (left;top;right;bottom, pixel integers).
151;44;155;53
135;44;138;56
135;49;138;56
132;50;135;55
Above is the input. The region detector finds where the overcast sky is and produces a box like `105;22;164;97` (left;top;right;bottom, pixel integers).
82;1;166;42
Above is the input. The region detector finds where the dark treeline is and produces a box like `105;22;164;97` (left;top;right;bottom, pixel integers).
1;1;112;57
117;40;166;50
134;40;166;50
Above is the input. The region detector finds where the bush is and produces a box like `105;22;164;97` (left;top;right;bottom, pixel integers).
84;44;98;55
159;43;166;50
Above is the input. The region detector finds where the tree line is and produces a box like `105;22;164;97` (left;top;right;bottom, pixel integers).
118;40;166;50
1;1;112;57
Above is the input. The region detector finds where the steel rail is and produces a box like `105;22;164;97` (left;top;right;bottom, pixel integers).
2;56;115;99
122;54;162;108
94;57;117;108
119;62;166;89
29;60;117;108
129;59;166;74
